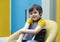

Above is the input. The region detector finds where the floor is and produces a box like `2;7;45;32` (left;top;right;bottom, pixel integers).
0;37;8;42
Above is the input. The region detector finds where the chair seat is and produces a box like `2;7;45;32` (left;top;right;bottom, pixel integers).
6;20;58;42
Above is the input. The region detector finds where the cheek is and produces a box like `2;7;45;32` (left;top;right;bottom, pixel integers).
30;15;32;18
36;14;40;17
36;16;40;19
36;16;39;19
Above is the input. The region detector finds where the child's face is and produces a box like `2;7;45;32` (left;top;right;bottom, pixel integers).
29;9;41;21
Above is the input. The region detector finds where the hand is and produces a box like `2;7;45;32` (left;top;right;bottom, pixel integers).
16;40;22;42
19;28;26;33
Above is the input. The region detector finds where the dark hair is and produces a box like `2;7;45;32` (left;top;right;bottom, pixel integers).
28;4;43;15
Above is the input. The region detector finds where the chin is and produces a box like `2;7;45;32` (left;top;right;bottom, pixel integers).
32;18;38;21
33;19;37;21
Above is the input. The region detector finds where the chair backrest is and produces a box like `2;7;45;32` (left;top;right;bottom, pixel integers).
44;20;58;42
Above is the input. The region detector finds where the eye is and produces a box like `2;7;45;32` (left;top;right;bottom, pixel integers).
30;12;32;15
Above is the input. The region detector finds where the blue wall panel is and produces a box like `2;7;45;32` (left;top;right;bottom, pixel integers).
11;0;42;33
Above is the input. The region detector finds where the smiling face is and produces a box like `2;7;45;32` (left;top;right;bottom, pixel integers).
29;9;41;21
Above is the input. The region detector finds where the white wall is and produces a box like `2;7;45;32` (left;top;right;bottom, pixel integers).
42;0;50;19
42;0;56;21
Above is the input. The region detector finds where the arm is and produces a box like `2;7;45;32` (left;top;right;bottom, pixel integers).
20;25;42;34
17;23;30;42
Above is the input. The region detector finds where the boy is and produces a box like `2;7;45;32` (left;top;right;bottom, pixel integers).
17;4;46;42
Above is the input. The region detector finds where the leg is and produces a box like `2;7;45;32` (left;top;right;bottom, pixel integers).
34;29;46;42
12;39;27;42
10;40;17;42
22;40;27;42
26;40;38;42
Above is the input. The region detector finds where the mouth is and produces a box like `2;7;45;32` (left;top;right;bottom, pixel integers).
32;16;36;18
32;16;37;18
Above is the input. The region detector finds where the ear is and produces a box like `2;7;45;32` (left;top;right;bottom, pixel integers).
40;13;42;16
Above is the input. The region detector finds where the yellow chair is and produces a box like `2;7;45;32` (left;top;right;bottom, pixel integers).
6;20;58;42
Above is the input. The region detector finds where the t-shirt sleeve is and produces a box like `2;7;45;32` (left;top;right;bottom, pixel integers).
26;18;32;24
38;19;46;28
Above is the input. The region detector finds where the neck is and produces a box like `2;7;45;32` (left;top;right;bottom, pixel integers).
33;17;41;22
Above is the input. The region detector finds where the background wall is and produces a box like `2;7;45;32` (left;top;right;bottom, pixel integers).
56;0;60;42
50;0;56;21
42;0;56;21
0;0;10;37
42;0;50;19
